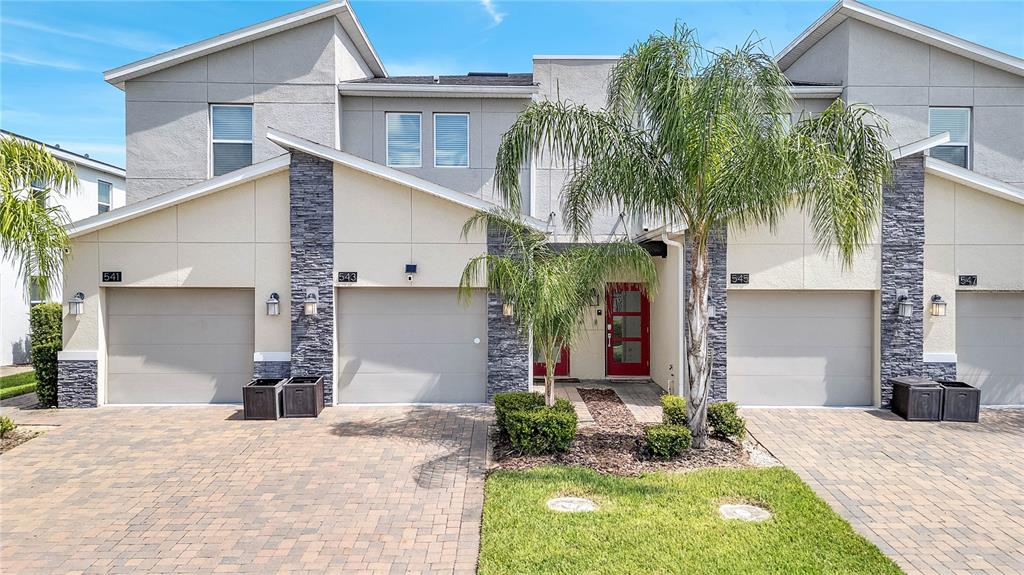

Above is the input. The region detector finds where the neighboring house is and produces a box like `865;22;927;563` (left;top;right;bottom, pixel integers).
0;131;126;366
57;0;1022;409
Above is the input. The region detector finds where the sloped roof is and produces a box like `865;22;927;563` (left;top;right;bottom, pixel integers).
777;0;1024;77
104;0;385;89
1;130;125;178
348;73;534;87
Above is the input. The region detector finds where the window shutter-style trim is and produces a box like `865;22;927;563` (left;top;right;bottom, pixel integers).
386;112;421;167
434;113;469;168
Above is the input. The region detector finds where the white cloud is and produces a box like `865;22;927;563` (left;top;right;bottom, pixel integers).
0;52;88;71
1;17;177;54
480;0;505;28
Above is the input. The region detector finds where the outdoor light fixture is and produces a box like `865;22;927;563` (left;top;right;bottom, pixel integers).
708;304;717;319
897;294;913;318
930;294;947;317
502;300;514;317
405;264;417;282
303;289;319;316
266;293;280;316
68;292;85;316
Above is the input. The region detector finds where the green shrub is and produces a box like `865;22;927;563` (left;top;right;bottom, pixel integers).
505;399;578;454
0;416;15;439
708;402;746;440
494;391;544;433
30;303;62;346
644;424;692;459
661;395;687;426
31;342;59;407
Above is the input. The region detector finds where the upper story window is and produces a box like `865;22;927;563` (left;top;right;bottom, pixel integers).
434;113;469;168
386;112;421;168
97;180;112;213
929;108;970;169
211;104;253;176
29;276;46;305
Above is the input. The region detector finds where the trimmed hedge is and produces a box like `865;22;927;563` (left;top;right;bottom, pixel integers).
708;402;746;440
30;303;62;408
500;395;578;454
494;391;545;433
661;395;687;426
644;424;692;459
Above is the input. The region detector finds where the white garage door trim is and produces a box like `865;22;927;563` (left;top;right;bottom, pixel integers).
106;288;255;404
335;287;487;404
727;290;874;407
956;292;1024;406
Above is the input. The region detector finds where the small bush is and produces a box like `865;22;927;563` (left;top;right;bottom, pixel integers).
708;402;746;440
29;302;62;346
0;416;16;439
661;395;687;426
644;424;692;459
505;399;578;454
31;342;59;407
494;391;545;433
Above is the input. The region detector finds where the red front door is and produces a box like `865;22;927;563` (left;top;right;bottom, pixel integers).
534;346;570;378
606;283;650;376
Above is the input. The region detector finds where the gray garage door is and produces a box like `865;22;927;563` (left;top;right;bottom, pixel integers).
336;288;487;403
727;291;874;406
957;292;1024;405
107;288;254;404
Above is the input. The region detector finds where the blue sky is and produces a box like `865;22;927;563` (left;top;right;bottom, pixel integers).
2;1;1021;167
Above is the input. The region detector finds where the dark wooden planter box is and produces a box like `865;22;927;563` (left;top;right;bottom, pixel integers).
282;376;325;418
243;378;286;420
891;377;942;421
938;381;981;423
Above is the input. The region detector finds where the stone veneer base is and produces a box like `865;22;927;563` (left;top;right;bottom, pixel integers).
57;360;98;408
485;221;530;400
253;361;292;380
684;227;728;403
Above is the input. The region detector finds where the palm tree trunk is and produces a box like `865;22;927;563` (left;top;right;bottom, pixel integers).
685;235;713;449
544;344;558;407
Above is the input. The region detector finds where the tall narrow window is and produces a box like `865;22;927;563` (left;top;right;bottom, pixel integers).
29;276;46;305
211;104;253;176
97;180;112;213
929;108;970;168
386;112;421;167
434;113;469;168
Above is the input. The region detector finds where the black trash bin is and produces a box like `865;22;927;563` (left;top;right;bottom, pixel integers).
282;376;325;418
890;376;942;421
243;378;286;420
937;381;981;423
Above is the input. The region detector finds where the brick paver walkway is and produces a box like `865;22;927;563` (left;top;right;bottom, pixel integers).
0;404;490;574
746;408;1024;575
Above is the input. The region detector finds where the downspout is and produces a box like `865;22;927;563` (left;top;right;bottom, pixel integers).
662;233;686;397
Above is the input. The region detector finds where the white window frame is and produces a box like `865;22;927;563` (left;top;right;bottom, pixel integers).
29;275;46;306
385;112;422;168
209;104;254;177
928;107;971;169
97;180;112;213
433;112;470;168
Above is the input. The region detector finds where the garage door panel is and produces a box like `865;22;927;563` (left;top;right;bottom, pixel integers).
338;343;484;374
729;293;873;318
336;373;484;403
957;293;1024;405
109;344;254;374
729;375;873;407
729;317;873;348
729;347;872;377
107;316;255;346
337;314;484;345
337;288;484;315
107;289;252;316
107;373;247;404
957;319;1024;346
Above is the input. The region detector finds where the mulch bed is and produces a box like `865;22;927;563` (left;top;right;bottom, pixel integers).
492;388;747;476
0;429;40;454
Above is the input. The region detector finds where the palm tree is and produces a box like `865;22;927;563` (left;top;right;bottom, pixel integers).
1;136;78;298
490;25;892;447
458;210;658;406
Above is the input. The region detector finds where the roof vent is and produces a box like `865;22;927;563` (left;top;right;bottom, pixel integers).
433;75;440;84
54;144;60;149
84;154;89;158
467;72;509;77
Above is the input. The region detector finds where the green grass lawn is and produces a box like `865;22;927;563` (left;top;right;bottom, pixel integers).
480;466;903;575
0;371;37;400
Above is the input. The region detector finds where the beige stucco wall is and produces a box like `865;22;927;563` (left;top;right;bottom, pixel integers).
649;242;682;393
923;174;1024;356
568;305;606;380
333;164;486;288
62;171;292;354
728;204;881;290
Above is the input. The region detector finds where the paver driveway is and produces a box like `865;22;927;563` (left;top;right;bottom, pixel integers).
0;404;490;574
746;408;1024;575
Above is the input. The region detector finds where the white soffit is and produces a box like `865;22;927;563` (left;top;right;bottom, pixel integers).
66;155;291;238
891;132;950;160
104;0;386;89
777;0;1024;77
266;128;549;231
925;158;1024;207
337;83;537;98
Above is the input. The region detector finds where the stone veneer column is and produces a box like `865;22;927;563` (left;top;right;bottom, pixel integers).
289;152;334;405
485;221;530;400
879;153;949;406
684;227;728;402
57;358;98;407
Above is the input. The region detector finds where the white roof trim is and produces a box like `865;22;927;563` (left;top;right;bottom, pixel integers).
338;83;537;99
787;85;844;98
266;129;549;231
925;157;1024;206
778;0;1024;77
67;155;290;238
1;131;125;178
891;132;950;160
532;55;620;61
104;0;385;89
